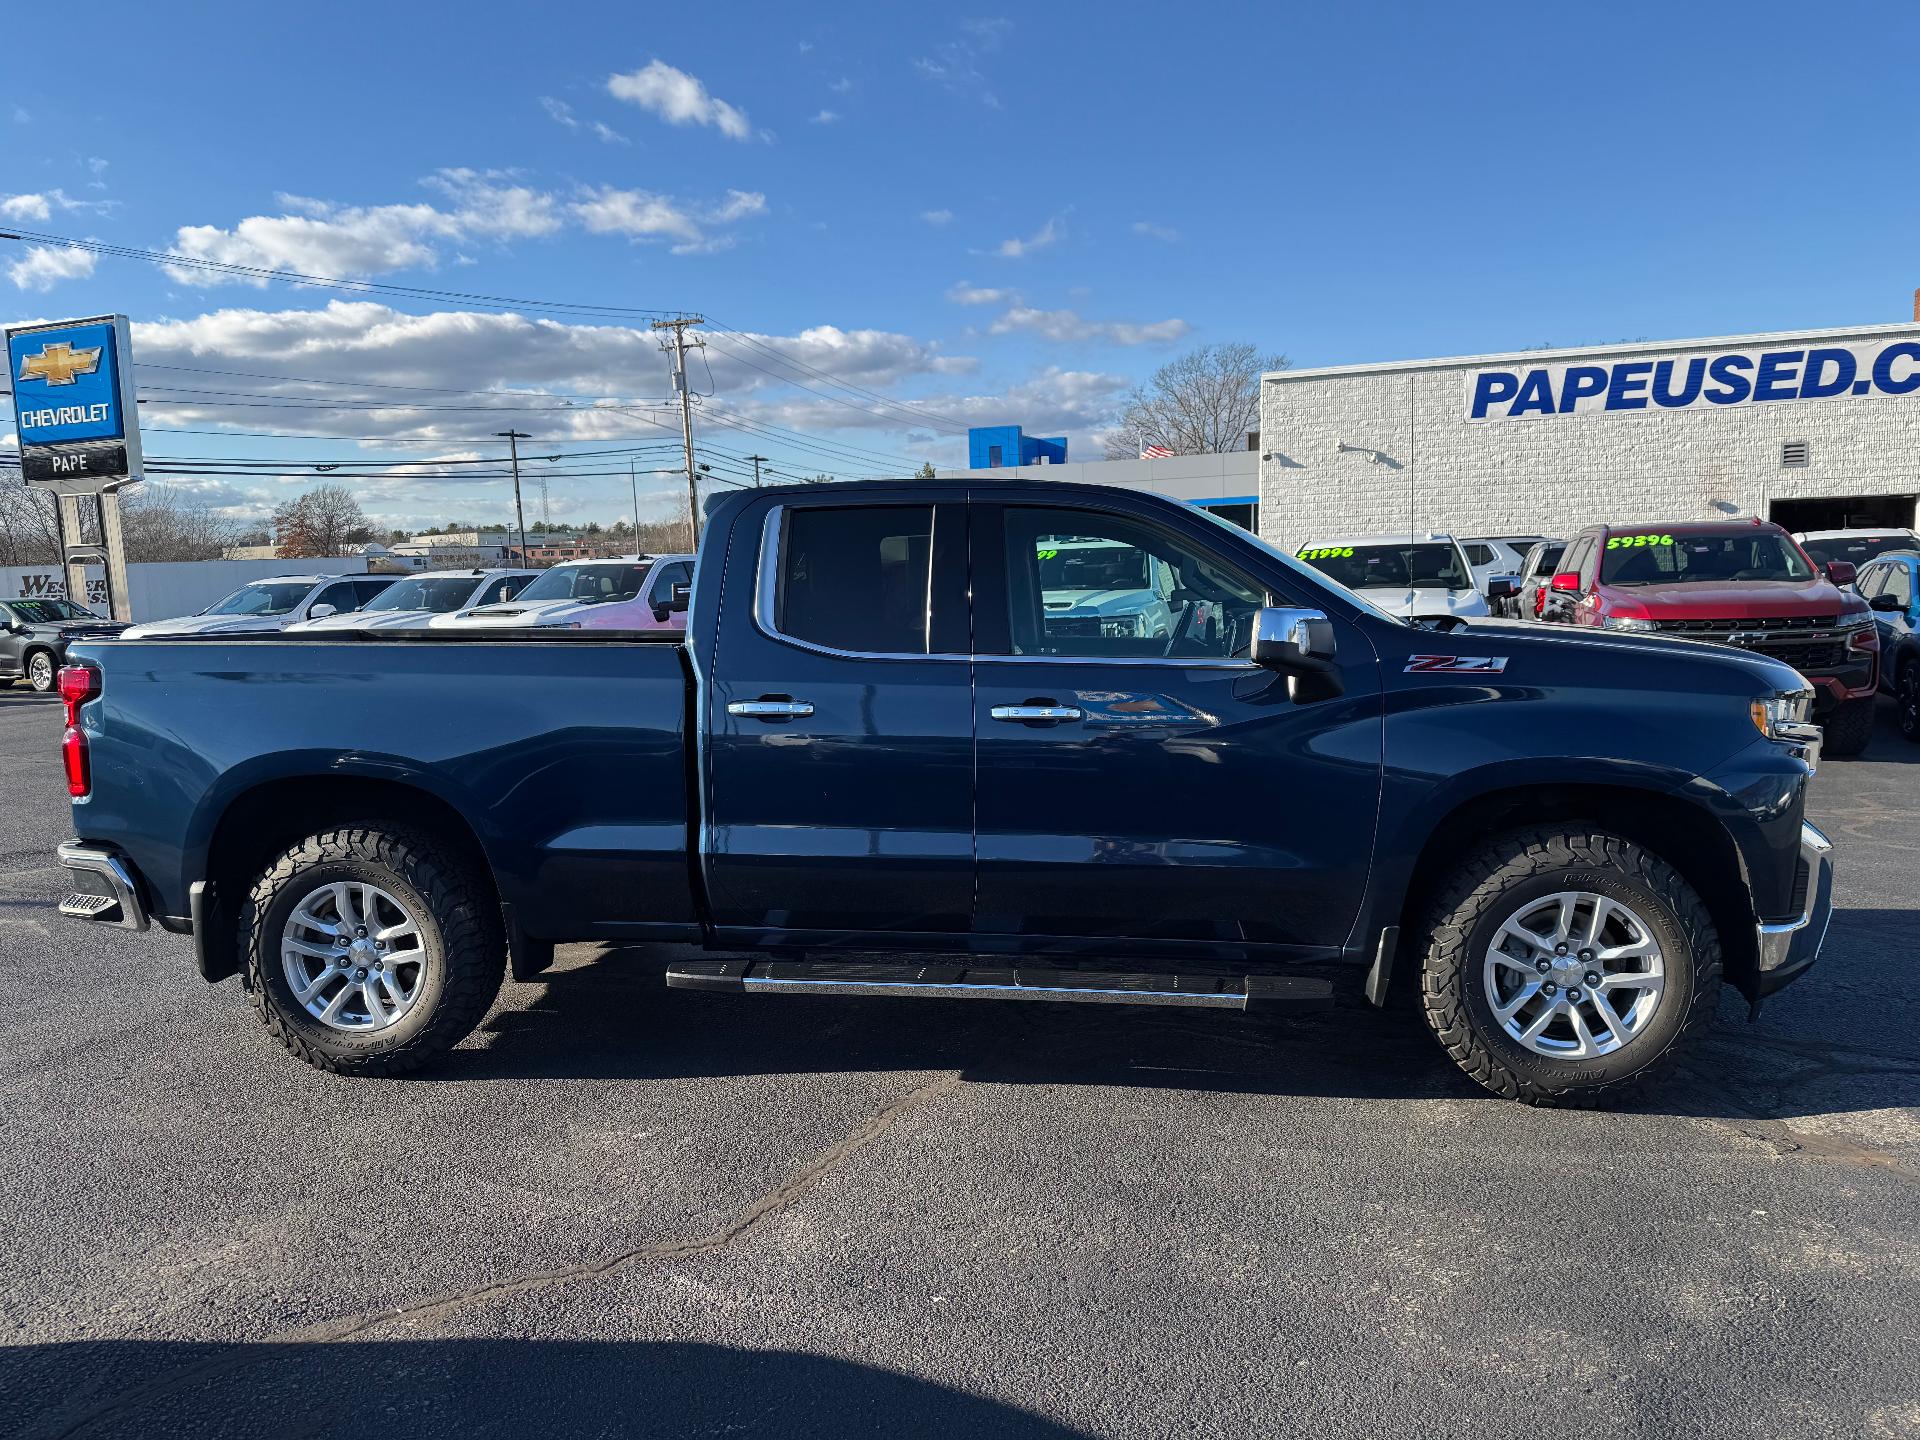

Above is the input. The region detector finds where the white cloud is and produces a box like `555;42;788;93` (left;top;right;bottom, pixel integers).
1;187;113;221
9;105;26;124
8;244;96;291
87;156;109;176
1;192;51;221
988;306;1190;346
810;109;839;125
542;96;628;144
920;208;954;226
992;216;1062;259
829;77;855;95
1131;221;1181;243
946;281;1016;305
607;60;753;141
423;168;563;238
571;186;764;253
913;18;1012;108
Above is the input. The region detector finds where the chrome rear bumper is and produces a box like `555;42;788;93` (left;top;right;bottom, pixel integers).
56;841;149;932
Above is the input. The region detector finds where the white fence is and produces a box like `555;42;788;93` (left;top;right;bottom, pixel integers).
0;558;370;622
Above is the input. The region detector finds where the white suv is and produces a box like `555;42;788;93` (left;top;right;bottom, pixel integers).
1292;533;1495;623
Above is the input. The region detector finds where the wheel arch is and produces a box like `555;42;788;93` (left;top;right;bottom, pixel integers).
197;774;498;983
22;643;60;685
1390;782;1758;1000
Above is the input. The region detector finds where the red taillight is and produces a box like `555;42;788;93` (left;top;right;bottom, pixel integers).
62;725;90;797
57;665;99;798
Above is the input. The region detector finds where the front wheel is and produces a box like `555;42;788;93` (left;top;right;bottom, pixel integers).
1821;695;1876;758
25;651;56;692
1418;828;1720;1107
240;824;504;1075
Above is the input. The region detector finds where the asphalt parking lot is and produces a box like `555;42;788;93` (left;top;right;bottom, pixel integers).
1;688;1916;1440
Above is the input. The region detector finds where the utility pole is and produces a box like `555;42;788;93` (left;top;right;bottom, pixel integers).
744;454;768;488
651;315;706;546
628;459;641;553
497;430;531;562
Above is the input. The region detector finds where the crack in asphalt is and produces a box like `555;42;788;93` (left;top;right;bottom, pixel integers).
38;1069;963;1440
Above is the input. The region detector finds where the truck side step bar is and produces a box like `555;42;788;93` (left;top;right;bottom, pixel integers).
665;960;1334;1011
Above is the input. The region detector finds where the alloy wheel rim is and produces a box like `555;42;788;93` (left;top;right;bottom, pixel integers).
280;880;427;1032
1482;890;1666;1060
28;654;54;690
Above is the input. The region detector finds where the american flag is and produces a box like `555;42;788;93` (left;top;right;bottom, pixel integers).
1139;444;1174;459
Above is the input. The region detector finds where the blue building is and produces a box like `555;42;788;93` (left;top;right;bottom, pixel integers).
968;424;1067;470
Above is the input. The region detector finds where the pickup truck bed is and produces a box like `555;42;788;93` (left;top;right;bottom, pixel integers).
56;478;1836;1107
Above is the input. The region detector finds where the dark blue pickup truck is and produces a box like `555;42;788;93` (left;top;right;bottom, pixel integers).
54;479;1834;1105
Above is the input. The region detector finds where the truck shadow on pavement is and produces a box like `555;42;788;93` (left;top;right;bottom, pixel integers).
12;1338;1092;1440
442;908;1920;1126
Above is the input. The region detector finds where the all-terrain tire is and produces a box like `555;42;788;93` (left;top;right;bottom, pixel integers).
1821;695;1876;758
1418;827;1720;1108
240;824;504;1075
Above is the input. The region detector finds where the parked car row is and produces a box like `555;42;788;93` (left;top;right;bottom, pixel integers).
1285;519;1909;759
0;555;696;690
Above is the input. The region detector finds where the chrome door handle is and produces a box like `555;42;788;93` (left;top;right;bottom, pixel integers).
728;699;816;719
990;704;1084;723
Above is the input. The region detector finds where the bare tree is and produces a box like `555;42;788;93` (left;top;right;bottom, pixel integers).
119;484;245;563
1104;342;1288;459
0;473;62;566
274;484;374;558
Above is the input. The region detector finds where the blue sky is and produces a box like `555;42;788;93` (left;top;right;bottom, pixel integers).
4;0;1918;532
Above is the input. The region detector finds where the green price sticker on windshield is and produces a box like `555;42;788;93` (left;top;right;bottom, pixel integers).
1036;548;1059;560
1298;546;1355;561
1605;533;1674;550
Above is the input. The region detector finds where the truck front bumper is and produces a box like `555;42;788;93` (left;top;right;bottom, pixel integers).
1753;822;1833;996
56;840;150;932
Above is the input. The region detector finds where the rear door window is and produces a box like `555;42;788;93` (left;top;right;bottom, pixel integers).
775;506;934;655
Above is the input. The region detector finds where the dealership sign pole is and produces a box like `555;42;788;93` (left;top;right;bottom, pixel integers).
4;314;143;619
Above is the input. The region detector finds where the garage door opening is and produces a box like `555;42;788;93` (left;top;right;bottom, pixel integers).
1768;494;1917;533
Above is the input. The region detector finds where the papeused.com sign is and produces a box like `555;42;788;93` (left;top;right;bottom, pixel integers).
1466;336;1920;422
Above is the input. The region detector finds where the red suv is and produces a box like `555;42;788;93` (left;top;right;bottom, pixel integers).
1544;519;1880;754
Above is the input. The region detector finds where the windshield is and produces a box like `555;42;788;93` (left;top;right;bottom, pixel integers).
1297;542;1472;593
1798;534;1915;568
6;599;95;624
1600;530;1815;586
205;582;314;617
513;563;648;604
363;577;480;613
1037;541;1152;593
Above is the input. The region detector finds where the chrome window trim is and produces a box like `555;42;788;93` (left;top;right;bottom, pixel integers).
751;502;1262;671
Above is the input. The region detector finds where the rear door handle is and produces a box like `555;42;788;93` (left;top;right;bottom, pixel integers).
728;699;816;719
990;704;1084;723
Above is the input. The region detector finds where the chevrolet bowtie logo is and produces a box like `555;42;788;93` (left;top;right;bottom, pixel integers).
17;340;103;387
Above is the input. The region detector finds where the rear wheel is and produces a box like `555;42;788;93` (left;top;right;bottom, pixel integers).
1822;695;1876;757
240;824;504;1075
25;650;56;692
1419;828;1719;1107
1898;661;1920;744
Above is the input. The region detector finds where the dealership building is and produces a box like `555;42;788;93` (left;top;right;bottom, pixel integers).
1257;317;1920;551
952;308;1920;554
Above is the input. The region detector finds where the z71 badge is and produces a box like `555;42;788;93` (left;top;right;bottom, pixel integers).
1405;654;1509;673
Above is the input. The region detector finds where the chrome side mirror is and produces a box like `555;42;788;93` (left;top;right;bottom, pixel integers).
307;603;338;620
1250;606;1337;671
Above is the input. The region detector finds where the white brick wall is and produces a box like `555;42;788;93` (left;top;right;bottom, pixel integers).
1257;323;1920;550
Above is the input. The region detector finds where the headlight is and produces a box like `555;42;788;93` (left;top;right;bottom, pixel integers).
1602;615;1659;632
1099;613;1147;638
1835;609;1874;630
1750;689;1815;740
